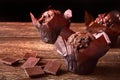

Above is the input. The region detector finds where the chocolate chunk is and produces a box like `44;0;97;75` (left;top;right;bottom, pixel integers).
0;57;19;65
44;60;61;75
23;52;37;60
21;57;40;68
25;66;44;77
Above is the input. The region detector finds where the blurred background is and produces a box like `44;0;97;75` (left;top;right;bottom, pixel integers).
0;0;119;22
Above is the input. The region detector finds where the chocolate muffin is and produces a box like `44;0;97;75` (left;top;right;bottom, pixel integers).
94;10;120;27
66;32;110;74
30;9;72;44
55;31;110;75
87;10;120;47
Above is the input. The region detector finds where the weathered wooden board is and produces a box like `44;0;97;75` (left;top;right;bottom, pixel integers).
0;22;120;80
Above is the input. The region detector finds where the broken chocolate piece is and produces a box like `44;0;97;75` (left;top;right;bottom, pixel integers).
25;66;44;77
44;60;61;75
0;57;19;65
21;57;40;68
23;52;37;60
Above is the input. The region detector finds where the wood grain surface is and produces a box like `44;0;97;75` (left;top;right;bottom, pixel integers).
0;22;120;80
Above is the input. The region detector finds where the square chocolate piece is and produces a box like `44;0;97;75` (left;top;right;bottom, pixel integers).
25;66;44;77
44;60;61;75
21;57;40;68
0;57;19;65
23;52;37;60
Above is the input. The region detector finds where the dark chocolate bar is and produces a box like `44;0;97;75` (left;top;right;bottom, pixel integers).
25;66;44;77
23;52;37;60
44;60;61;75
21;57;40;68
0;57;19;65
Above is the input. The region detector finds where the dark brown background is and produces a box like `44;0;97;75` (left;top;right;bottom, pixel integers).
0;0;119;22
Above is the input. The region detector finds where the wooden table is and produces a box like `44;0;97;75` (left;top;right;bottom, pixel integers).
0;22;120;80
